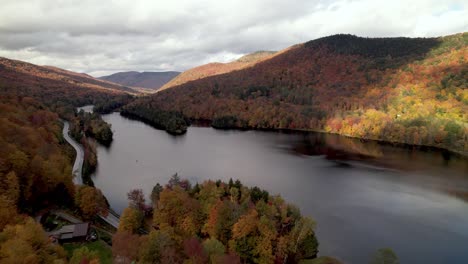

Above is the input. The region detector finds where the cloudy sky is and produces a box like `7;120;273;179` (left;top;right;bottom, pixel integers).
0;0;466;76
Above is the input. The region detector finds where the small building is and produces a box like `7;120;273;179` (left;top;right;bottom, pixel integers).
49;222;90;243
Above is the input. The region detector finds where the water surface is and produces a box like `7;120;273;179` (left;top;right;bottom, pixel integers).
92;112;468;264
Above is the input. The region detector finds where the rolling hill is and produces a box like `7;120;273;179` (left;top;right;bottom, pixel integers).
159;51;277;90
124;33;468;154
0;57;137;93
0;57;135;108
99;71;180;90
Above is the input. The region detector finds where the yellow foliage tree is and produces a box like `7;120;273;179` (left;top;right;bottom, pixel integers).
75;186;108;219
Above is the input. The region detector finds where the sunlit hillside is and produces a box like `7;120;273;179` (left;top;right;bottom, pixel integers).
159;51;277;90
127;33;468;154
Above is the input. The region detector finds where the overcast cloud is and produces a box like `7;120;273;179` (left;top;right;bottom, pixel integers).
0;0;466;76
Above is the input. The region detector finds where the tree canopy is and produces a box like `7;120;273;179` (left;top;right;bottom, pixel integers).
112;177;321;263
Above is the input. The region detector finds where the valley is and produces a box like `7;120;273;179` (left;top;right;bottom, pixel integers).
0;31;466;264
90;111;468;264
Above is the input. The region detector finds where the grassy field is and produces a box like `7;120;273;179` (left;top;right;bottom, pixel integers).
63;240;112;264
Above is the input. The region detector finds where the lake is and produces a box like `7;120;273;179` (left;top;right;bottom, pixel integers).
91;112;468;264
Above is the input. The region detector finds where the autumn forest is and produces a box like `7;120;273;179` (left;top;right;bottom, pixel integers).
0;30;466;264
126;33;467;155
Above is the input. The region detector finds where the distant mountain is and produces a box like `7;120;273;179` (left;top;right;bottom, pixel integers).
125;33;467;154
99;71;180;90
159;51;277;90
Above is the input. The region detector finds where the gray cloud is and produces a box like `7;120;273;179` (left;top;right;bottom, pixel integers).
0;0;466;76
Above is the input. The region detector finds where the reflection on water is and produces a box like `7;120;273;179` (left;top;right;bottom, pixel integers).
287;132;468;205
92;113;468;264
288;131;467;172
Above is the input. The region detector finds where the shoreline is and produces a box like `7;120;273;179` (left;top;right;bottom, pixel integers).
188;119;468;158
61;117;121;228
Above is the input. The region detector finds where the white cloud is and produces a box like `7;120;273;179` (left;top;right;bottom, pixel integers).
0;0;466;76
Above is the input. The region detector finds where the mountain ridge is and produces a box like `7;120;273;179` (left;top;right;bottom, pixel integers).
0;56;137;113
159;50;278;90
125;33;468;154
99;71;180;90
0;57;136;94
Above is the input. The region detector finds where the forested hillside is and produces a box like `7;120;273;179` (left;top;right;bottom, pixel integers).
0;97;75;212
159;51;277;90
0;57;133;195
0;56;135;183
0;97;73;262
0;57;134;111
127;33;468;154
0;59;126;262
0;57;137;94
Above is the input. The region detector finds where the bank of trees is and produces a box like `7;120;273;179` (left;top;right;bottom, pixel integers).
0;95;115;263
0;97;75;212
70;110;113;146
0;58;127;263
212;115;249;129
0;97;74;263
66;106;117;184
113;176;321;263
130;33;467;153
121;104;188;135
94;94;134;114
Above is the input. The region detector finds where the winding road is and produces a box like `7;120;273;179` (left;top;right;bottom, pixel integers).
62;119;120;228
62;120;84;185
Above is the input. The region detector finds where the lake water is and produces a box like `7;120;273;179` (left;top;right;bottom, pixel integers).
91;112;468;264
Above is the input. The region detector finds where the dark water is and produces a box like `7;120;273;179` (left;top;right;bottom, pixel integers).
92;112;468;264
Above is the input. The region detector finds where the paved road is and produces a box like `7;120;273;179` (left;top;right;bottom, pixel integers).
62;119;120;229
52;209;120;229
99;213;120;228
62;121;84;185
51;210;83;224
